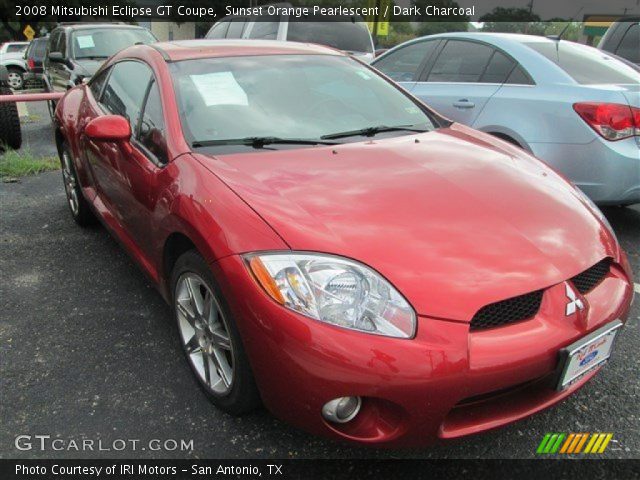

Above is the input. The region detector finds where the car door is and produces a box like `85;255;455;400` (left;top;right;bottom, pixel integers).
373;39;440;93
411;39;503;125
51;30;72;92
118;77;170;254
83;61;153;229
44;30;61;91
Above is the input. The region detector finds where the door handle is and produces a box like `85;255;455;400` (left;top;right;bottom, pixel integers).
453;99;475;109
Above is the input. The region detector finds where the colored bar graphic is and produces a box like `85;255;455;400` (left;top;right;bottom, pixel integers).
598;434;613;453
550;433;566;453
559;434;575;453
584;433;599;453
574;433;589;453
544;434;559;453
537;433;552;454
537;433;613;454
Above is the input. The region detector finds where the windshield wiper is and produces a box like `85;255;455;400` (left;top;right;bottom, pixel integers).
321;124;430;140
192;137;339;148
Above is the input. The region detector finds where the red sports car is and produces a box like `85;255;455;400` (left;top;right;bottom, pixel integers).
54;40;633;447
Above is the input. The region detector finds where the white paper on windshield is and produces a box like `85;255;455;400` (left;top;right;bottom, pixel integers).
76;35;95;49
190;72;248;106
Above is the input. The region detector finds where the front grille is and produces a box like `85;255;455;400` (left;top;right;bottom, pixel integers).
470;290;544;331
571;258;611;294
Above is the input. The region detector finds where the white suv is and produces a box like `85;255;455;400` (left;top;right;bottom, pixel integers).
0;42;29;89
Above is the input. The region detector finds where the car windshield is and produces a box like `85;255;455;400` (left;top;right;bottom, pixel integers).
524;40;640;85
286;19;373;54
28;39;48;60
170;54;435;148
71;28;156;60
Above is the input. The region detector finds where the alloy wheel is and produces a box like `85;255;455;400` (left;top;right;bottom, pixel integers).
175;273;234;395
61;150;79;216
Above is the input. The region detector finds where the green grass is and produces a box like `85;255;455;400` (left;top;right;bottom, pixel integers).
0;148;59;179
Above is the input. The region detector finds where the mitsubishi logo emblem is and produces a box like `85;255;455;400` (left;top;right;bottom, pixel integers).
565;283;585;316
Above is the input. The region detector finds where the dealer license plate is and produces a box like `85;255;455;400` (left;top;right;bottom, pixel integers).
557;320;623;390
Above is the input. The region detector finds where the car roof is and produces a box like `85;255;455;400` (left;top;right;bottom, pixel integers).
153;39;342;62
58;23;148;31
417;31;555;45
373;31;581;85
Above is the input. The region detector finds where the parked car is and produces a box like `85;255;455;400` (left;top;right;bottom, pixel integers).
23;36;48;88
53;40;633;447
205;6;375;62
598;18;639;65
44;23;157;119
373;33;640;205
0;41;29;89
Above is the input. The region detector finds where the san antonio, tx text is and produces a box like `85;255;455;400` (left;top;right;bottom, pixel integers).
16;463;283;476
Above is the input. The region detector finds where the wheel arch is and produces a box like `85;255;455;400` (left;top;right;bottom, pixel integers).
3;62;26;72
477;125;532;153
162;232;201;300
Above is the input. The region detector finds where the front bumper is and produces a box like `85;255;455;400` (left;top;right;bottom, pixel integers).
211;254;633;447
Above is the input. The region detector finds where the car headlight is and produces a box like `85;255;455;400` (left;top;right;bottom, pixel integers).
245;252;416;338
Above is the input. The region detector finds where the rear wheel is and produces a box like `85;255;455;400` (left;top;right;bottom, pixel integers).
171;250;261;415
60;143;94;226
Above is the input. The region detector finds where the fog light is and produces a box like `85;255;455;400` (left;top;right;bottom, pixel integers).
321;396;362;424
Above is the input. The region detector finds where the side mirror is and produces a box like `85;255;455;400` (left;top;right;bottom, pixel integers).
48;52;64;62
85;115;131;141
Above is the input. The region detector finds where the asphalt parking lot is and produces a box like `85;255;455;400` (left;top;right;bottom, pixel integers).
1;101;639;460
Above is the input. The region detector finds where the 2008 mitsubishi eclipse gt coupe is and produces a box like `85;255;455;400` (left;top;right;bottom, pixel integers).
54;40;633;447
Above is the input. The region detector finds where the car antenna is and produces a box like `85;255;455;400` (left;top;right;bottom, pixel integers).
548;7;583;41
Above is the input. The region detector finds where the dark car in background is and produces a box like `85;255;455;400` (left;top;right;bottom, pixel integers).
598;18;639;65
205;10;375;63
44;23;156;119
23;36;48;88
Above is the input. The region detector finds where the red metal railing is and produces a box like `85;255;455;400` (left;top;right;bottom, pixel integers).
0;92;64;103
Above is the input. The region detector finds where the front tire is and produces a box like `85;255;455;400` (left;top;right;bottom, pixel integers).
0;85;22;150
171;250;260;415
60;143;94;226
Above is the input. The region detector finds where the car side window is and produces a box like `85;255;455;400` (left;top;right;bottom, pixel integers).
89;67;110;100
505;65;534;85
616;23;639;64
480;50;515;83
427;40;494;83
227;18;248;38
7;44;25;53
375;40;437;82
207;21;229;39
137;80;168;165
100;61;152;133
247;16;279;39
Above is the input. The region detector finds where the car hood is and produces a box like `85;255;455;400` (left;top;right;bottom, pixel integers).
72;59;103;77
194;124;616;321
